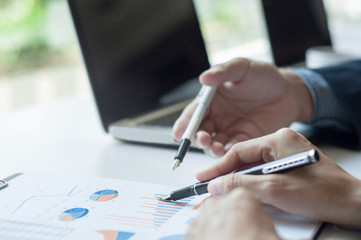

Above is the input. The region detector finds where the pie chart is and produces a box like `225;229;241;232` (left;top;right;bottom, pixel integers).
59;207;89;221
90;189;119;202
97;230;135;240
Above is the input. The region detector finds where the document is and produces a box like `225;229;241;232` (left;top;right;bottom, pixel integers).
0;173;320;240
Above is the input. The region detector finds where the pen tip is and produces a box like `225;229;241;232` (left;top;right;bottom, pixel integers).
159;195;172;201
172;159;181;170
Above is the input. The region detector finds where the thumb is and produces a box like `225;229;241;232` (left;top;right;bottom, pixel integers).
199;58;252;86
207;174;244;196
208;174;269;196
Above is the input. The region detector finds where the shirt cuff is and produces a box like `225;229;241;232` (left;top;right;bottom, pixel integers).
290;68;352;131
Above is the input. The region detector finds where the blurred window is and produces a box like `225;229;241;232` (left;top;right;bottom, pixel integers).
0;0;360;115
193;0;269;64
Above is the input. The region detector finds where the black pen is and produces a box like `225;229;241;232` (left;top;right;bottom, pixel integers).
162;149;319;201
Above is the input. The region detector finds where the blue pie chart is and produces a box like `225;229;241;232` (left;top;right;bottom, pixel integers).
59;207;89;221
90;189;119;202
158;234;185;240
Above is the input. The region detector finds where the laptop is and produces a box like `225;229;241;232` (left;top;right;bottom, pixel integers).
67;0;210;146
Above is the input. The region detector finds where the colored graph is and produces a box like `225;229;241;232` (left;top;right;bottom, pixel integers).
4;185;78;214
90;189;119;202
104;194;194;229
97;230;135;240
158;235;185;240
59;208;89;221
0;219;74;240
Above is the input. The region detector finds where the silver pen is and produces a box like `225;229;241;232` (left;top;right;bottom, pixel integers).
172;86;216;170
164;149;319;201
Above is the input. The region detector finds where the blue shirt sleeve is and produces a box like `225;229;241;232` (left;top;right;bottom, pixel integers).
290;68;353;132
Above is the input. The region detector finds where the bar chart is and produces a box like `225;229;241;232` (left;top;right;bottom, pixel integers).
103;193;195;230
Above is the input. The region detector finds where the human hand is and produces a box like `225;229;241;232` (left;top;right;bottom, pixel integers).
185;188;281;240
199;128;361;229
173;58;313;157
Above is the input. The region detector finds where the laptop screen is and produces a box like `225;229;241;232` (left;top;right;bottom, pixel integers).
68;0;210;130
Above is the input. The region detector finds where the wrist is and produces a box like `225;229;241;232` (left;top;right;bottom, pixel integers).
280;69;313;122
338;178;361;229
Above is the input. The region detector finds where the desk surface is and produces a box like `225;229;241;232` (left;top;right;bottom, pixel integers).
0;93;213;186
1;92;361;239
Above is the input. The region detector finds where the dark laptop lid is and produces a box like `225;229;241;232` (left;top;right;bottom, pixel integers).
68;0;210;131
261;0;332;66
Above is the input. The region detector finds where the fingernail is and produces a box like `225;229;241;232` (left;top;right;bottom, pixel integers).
224;142;234;151
208;178;223;196
209;149;217;158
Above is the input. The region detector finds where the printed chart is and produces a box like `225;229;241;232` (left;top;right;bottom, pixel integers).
0;219;74;240
59;208;89;221
90;189;119;202
103;194;194;230
0;173;203;240
96;230;135;240
4;185;78;214
0;173;320;240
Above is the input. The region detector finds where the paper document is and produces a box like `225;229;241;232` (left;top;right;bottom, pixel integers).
0;173;320;240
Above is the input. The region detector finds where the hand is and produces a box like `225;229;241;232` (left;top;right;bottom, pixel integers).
173;58;313;157
185;188;281;240
198;128;361;229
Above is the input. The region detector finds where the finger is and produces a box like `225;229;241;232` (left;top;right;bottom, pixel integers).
207;174;280;201
199;58;252;86
195;132;225;158
196;137;271;181
193;120;216;149
197;128;315;181
208;132;254;157
207;174;254;196
203;132;229;157
173;93;217;141
219;114;274;147
210;141;225;157
195;131;212;149
224;133;252;152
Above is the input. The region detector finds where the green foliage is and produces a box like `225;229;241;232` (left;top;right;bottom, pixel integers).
0;0;46;31
211;1;238;22
0;0;50;73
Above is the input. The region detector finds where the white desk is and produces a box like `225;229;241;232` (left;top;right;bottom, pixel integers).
1;92;361;239
0;93;214;186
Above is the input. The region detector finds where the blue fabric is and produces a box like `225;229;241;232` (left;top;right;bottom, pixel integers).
291;68;352;132
311;60;361;148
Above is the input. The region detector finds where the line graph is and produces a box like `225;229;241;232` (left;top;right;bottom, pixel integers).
4;185;78;214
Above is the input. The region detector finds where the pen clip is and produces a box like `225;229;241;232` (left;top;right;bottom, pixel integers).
262;158;309;174
261;149;318;174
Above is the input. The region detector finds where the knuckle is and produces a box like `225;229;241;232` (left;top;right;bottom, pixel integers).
233;57;249;65
274;128;314;151
221;174;242;193
261;175;285;199
228;143;239;155
276;128;297;139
